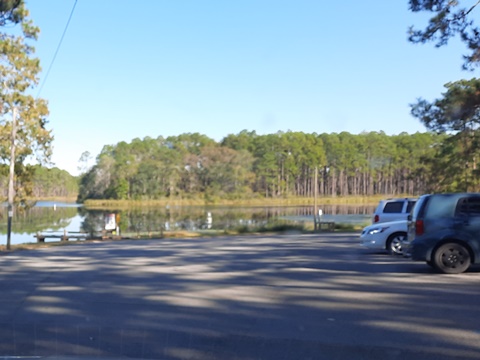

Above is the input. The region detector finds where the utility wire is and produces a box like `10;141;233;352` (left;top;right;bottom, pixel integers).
36;0;78;98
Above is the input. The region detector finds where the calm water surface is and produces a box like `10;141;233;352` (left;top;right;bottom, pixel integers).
0;202;373;245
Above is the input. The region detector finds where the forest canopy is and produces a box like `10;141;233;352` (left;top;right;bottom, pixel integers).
75;130;458;202
0;128;475;203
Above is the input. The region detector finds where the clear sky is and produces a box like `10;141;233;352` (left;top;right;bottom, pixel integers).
25;0;469;176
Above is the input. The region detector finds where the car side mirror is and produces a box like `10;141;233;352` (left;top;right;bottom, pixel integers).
407;214;412;221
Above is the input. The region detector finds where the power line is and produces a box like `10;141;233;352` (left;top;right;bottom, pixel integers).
36;0;78;98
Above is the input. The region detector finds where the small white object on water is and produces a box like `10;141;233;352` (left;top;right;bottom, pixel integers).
206;212;212;229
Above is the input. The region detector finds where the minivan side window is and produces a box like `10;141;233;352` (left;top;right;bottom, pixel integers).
383;201;404;213
456;197;480;216
469;197;480;216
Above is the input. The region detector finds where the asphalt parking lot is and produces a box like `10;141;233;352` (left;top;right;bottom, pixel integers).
0;233;479;360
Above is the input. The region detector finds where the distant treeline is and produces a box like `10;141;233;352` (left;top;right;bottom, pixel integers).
76;131;450;202
0;165;78;200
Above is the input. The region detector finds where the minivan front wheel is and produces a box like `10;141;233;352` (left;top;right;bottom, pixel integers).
386;232;405;255
432;243;471;274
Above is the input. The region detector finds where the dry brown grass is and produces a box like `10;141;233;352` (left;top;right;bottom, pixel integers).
82;195;394;209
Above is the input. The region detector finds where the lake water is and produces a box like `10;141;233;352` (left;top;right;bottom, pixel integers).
0;202;374;245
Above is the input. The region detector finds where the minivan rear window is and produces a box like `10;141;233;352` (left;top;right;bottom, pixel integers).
424;195;458;219
412;195;429;220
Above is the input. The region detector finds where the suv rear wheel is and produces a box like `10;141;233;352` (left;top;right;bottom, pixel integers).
432;243;471;274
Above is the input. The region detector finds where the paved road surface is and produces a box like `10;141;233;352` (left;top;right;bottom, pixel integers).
0;233;479;359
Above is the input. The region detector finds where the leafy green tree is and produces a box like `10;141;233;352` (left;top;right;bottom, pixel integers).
77;169;97;202
249;133;282;197
77;151;92;174
0;0;22;26
131;159;164;199
408;0;480;69
363;132;395;195
279;132;326;197
105;177;129;200
163;134;215;197
197;145;254;200
319;133;342;196
221;130;257;153
77;130;448;201
0;1;51;248
30;165;78;198
412;78;480;132
77;150;115;202
411;78;480;191
167;133;216;155
420;133;476;192
0;1;51;196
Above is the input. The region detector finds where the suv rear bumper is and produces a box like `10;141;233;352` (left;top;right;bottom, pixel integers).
402;239;430;261
409;241;430;261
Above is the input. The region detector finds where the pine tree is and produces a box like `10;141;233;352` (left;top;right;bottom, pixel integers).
0;2;52;249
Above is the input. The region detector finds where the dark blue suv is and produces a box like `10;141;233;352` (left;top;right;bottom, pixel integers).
405;193;480;274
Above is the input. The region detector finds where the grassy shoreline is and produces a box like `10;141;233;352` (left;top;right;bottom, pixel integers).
81;195;392;209
27;196;78;203
28;194;407;209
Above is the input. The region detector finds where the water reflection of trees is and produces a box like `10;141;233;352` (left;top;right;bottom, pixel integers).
331;205;376;215
0;204;374;239
0;206;78;234
78;205;375;235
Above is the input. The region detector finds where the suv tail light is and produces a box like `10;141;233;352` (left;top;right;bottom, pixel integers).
415;219;424;236
374;215;379;223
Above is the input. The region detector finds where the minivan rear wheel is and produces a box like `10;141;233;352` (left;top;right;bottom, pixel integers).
432;243;471;274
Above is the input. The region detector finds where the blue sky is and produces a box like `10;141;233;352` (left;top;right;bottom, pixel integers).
26;0;469;175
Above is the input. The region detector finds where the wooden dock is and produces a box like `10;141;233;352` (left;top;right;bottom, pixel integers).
34;230;90;243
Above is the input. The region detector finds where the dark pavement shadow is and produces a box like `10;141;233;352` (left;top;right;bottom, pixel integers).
0;234;478;359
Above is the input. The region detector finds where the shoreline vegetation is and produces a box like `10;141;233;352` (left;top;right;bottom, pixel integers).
81;195;390;209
